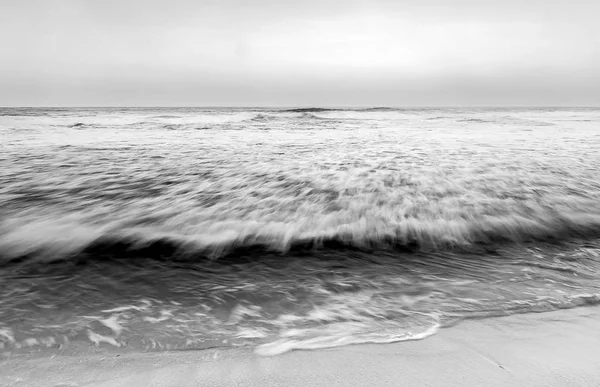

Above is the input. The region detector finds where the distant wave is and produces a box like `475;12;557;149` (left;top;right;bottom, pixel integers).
155;123;214;131
360;107;397;112
0;109;60;117
247;113;281;122
256;112;330;121
511;118;555;127
67;122;103;129
282;107;396;113
457;117;555;126
160;123;188;130
298;112;326;120
282;108;344;113
457;118;494;123
151;115;183;119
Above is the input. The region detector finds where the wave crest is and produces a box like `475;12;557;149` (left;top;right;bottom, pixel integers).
2;207;600;265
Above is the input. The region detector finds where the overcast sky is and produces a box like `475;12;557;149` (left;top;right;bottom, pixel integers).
1;0;599;106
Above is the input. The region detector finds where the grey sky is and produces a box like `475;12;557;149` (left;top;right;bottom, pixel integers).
1;0;599;106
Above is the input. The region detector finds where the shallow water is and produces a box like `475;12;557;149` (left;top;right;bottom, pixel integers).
1;107;600;355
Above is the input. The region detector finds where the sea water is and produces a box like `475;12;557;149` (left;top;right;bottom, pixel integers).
1;107;600;355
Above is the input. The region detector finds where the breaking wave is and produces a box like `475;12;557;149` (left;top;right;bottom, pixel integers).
2;205;600;265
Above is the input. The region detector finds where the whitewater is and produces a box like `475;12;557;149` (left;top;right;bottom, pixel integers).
1;107;600;355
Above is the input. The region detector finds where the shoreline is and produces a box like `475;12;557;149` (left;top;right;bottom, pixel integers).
3;306;600;386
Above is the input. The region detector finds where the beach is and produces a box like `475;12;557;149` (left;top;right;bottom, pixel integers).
3;0;600;384
2;306;600;387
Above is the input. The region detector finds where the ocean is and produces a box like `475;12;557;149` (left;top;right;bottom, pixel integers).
1;107;600;356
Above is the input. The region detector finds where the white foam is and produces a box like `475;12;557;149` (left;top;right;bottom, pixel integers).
255;321;440;356
87;330;121;347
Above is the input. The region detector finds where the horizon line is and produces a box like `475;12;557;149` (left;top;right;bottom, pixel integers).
1;105;600;109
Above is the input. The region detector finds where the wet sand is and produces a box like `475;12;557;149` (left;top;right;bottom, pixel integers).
2;306;600;387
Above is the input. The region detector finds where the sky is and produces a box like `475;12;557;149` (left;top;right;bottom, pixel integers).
1;0;599;107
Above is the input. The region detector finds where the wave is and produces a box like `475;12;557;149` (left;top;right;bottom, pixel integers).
515;119;554;127
252;112;329;121
281;107;397;113
298;112;326;120
360;107;397;112
159;123;211;131
2;208;600;266
282;108;344;113
0;109;63;117
151;115;183;119
67;122;105;129
457;116;555;126
61;113;258;130
457;118;494;123
247;113;282;122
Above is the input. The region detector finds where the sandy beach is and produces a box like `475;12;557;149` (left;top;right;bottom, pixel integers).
2;306;600;387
